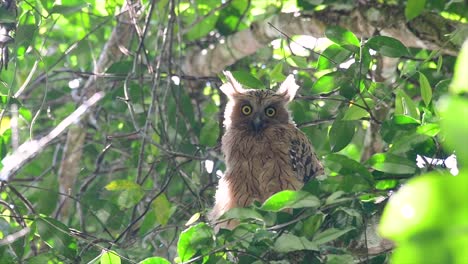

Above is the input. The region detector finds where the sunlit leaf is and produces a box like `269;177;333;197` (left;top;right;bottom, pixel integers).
342;98;374;120
185;14;218;41
405;0;427;20
419;72;432;106
366;36;409;57
450;40;468;94
261;190;320;212
177;223;214;262
139;257;171;264
325;26;360;52
395;89;419;120
439;97;468;165
379;171;468;241
270;62;286;83
231;71;265;89
312;71;349;94
317;44;352;70
100;250;121;264
222;207;264;222
367;153;417;174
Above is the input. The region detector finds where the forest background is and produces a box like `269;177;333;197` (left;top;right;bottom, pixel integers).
0;0;467;263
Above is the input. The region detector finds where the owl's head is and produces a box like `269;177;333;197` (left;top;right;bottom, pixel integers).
220;71;299;134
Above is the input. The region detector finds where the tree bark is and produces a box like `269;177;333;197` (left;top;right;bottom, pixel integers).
182;7;465;77
57;1;141;219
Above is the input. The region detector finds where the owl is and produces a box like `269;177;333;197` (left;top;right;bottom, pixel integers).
210;71;323;229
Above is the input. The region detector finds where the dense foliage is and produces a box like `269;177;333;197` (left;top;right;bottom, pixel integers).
0;0;467;263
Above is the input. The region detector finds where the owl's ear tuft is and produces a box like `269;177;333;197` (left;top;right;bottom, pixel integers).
276;74;299;102
220;71;245;97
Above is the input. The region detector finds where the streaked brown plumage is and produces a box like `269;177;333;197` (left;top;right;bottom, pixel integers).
210;71;323;229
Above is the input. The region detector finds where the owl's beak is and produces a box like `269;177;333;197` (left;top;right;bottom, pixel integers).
251;115;264;133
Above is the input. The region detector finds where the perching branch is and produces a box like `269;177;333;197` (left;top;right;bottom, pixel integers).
182;7;465;77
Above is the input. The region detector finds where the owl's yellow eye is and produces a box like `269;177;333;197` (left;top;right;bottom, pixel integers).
241;105;252;115
265;106;276;117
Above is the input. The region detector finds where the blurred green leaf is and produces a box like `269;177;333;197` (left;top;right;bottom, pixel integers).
312;227;354;245
450;40;468;94
139;257;171;264
104;180;145;210
367;153;417;174
395;89;420;120
379;171;468;241
439;97;468;165
366;36;409;57
177;223;214;262
342;98;374;120
419;72;432;106
405;0;427;20
274;233;318;252
50;3;87;14
185;14;218;41
199;119;219;146
19;107;32;122
317;44;352;70
35;216;77;259
329;120;355;152
312;71;349;94
231;71;265;89
261;190;320;212
270;62;286;83
222;207;264;222
100;250;121;264
325;26;360;52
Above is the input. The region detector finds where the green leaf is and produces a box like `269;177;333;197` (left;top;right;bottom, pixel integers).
379;171;468;241
405;0;427;21
329;120;355;152
185;14;218;41
366;36;409;57
324;154;373;192
19;107;32;122
222;207;264;222
50;3;87;14
327;254;355;264
153;194;174;226
311;71;349;94
367;153;417;174
419;72;432;106
199;119;219;146
395;89;419;120
317;44;352;70
450;40;468;94
312;227;354;245
261;190;320;212
139;257;171;264
104;180;145;210
231;71;265;89
342;98;375;120
35;216;77;259
270;62;286;83
325;26;360;52
416;123;440;137
393;114;420;125
100;250;121;264
287;55;309;68
439;97;468;165
274;233;318;252
177;223;214;262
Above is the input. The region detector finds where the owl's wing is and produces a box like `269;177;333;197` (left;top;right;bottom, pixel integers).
289;130;324;183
